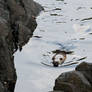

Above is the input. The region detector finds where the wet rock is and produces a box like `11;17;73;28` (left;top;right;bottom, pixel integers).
0;82;9;92
0;0;43;92
54;71;92;92
76;62;92;85
0;19;16;92
51;91;64;92
21;0;44;17
53;62;92;92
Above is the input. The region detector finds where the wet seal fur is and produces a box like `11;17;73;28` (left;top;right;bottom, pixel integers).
52;50;67;67
52;50;74;67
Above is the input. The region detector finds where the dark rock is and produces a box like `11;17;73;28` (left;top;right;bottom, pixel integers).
0;0;43;92
0;82;6;92
76;62;92;86
53;62;92;92
51;91;64;92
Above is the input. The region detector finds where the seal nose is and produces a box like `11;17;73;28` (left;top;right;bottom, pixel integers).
53;62;59;67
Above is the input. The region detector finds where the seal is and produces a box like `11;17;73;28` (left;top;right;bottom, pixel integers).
41;50;76;67
52;51;66;67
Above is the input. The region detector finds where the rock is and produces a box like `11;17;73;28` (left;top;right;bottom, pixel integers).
51;91;64;92
0;0;43;92
0;82;6;92
76;62;92;85
53;62;92;92
21;0;44;17
0;82;9;92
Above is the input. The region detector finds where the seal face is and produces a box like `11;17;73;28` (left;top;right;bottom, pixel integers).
52;51;66;67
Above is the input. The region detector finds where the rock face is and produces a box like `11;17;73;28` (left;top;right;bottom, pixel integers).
53;62;92;92
0;0;43;92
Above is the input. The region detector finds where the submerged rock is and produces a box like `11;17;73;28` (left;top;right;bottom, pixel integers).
0;0;43;92
53;62;92;92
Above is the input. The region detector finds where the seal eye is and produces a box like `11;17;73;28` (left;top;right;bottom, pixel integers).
60;58;63;60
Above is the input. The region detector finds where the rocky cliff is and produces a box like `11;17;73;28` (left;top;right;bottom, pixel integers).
0;0;43;92
53;62;92;92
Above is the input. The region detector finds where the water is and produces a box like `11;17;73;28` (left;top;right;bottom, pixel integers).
15;0;92;92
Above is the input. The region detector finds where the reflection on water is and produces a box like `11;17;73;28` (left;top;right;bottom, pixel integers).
15;0;92;92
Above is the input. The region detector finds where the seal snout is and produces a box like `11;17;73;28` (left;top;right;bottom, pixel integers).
52;62;59;67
